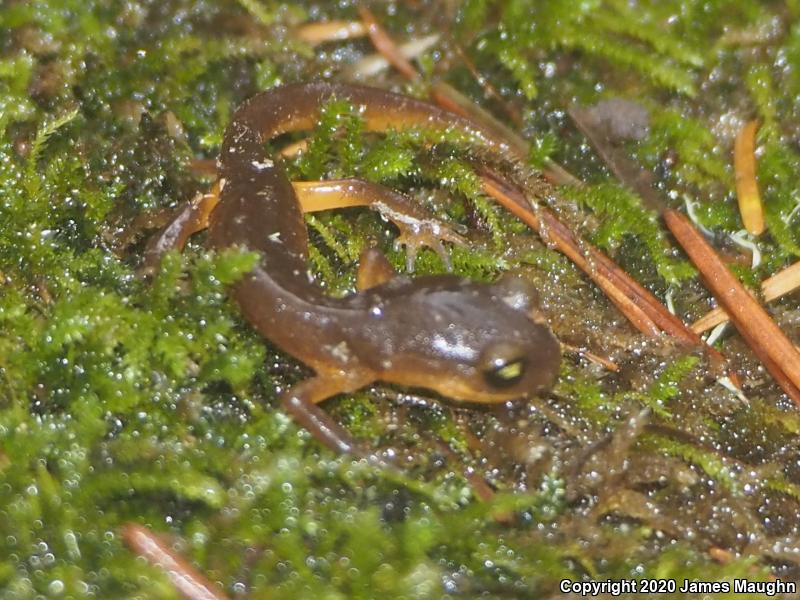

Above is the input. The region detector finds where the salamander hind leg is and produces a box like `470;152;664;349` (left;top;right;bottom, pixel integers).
364;185;466;272
292;178;465;271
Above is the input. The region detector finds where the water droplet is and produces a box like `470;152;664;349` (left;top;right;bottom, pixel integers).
48;580;64;595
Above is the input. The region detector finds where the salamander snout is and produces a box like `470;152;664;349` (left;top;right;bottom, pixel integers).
475;324;561;399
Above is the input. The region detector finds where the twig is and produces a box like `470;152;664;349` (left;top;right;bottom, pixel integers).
358;6;420;81
429;82;582;186
734;120;765;236
692;259;800;333
122;523;231;600
561;342;619;372
347;34;440;80
479;171;733;377
664;209;800;405
451;43;524;127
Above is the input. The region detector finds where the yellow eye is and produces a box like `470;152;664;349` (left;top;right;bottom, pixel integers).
495;360;523;381
483;356;526;388
480;342;529;389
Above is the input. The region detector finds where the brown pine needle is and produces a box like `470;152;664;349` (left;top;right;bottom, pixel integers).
734;119;765;236
561;342;620;372
430;81;529;161
479;171;734;379
692;259;800;334
428;83;582;187
451;43;524;127
122;523;231;600
764;258;800;299
358;6;420;81
708;546;735;563
479;174;659;336
664;209;800;406
295;20;367;46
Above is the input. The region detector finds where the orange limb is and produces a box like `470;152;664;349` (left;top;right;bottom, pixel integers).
146;178;463;272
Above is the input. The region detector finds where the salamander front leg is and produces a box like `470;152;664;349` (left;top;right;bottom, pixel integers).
356;247;397;291
281;371;387;464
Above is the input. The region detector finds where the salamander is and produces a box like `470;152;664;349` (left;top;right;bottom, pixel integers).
154;82;561;459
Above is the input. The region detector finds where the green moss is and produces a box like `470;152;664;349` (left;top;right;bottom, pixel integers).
640;109;734;192
646;435;741;494
2;0;800;597
293;98;365;180
618;355;701;419
554;363;613;425
572;183;696;285
755;138;800;260
471;0;703;101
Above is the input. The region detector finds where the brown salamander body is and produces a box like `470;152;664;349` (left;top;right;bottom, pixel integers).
203;82;560;455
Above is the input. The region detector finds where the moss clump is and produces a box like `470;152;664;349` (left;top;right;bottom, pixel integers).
571;183;696;286
3;0;800;597
459;0;701;99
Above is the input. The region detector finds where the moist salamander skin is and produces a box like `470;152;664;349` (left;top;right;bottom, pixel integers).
208;82;561;452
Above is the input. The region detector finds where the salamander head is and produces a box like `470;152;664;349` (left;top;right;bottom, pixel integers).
369;272;561;403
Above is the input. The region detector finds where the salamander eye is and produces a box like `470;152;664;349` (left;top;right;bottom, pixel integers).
480;343;528;389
